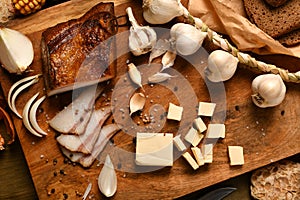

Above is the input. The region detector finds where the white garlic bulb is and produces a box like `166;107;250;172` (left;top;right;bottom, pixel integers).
126;7;157;56
0;27;34;74
205;50;238;82
170;23;207;56
142;0;184;24
251;74;286;108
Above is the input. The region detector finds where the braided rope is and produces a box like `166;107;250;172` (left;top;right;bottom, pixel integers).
183;8;300;83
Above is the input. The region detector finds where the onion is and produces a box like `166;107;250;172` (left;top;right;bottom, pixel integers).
29;95;47;136
22;92;43;137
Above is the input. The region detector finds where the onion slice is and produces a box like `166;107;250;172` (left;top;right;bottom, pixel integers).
22;92;43;137
29;95;47;136
8;74;41;118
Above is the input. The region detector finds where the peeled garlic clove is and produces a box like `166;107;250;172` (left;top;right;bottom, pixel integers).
128;63;144;91
251;74;286;108
205;50;238;82
22;92;43;137
143;0;184;24
170;23;207;56
148;72;175;83
0;27;34;74
161;50;176;71
129;92;146;115
29;95;47;136
148;39;170;64
9;75;40;118
98;155;117;197
126;7;157;56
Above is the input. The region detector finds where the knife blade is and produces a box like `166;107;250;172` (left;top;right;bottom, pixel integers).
196;187;237;200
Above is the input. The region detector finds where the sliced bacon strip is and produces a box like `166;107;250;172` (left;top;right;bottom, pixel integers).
56;106;111;154
49;85;103;135
79;123;120;167
59;124;120;167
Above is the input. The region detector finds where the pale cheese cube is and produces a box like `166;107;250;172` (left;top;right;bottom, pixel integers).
182;152;199;170
202;143;213;163
184;127;204;147
198;102;216;117
193;117;207;133
191;147;205;166
136;133;173;166
206;124;225;138
228;146;244;166
173;134;187;151
167;103;183;121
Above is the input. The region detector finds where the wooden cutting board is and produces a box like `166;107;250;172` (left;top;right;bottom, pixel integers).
1;0;299;199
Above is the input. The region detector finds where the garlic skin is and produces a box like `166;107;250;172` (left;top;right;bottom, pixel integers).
170;23;207;56
205;50;238;82
251;74;286;108
143;0;184;24
0;27;34;74
126;7;157;56
98;155;117;197
129;92;146;115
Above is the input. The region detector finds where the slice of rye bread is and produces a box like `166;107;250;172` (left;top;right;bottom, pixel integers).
264;0;289;7
277;29;300;46
243;0;300;38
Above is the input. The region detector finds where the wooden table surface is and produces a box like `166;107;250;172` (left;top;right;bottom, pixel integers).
0;0;299;199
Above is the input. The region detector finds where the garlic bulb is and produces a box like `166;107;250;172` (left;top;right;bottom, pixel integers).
170;23;207;56
205;50;238;82
0;27;34;74
98;155;117;197
251;74;286;108
126;7;157;56
143;0;184;24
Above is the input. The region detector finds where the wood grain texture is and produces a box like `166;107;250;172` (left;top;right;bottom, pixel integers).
0;0;299;199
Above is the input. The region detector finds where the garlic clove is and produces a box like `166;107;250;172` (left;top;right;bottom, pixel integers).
142;0;184;24
148;72;175;83
205;50;238;82
170;23;207;56
148;39;170;64
161;50;177;71
98;155;117;197
251;74;286;108
0;27;34;74
129;92;146;115
29;95;47;136
126;7;157;56
9;75;40;118
128;63;144;91
22;92;43;137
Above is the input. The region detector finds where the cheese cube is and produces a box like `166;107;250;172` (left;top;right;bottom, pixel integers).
202;143;213;163
193;117;207;133
182;152;199;170
191;147;205;166
198;102;216;117
206;124;225;138
167;103;183;121
184;127;204;147
228;146;244;166
173;134;187;151
136;133;173;166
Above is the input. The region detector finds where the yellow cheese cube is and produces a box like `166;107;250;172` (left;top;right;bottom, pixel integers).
167;103;183;121
136;133;173;166
198;102;216;117
228;146;244;166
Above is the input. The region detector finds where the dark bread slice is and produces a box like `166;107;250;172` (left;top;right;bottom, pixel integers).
264;0;289;7
243;0;300;38
277;29;300;46
41;3;118;96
